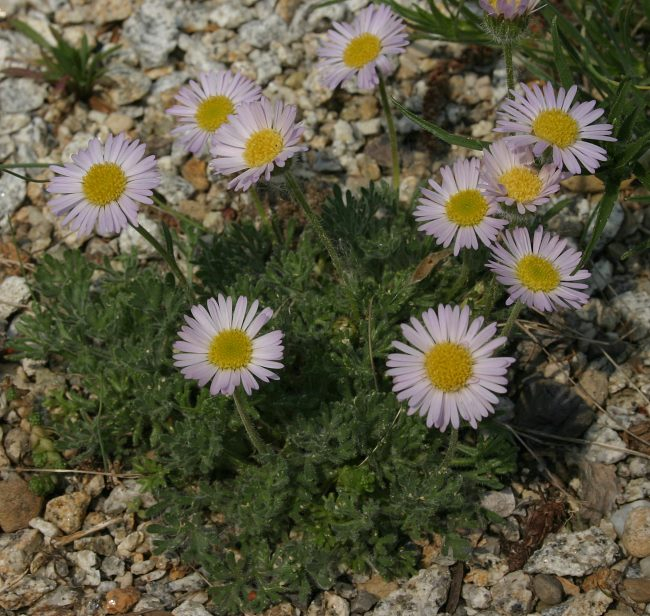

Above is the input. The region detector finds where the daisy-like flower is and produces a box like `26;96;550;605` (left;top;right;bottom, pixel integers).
496;82;616;175
173;295;284;396
414;158;507;256
387;304;514;431
166;70;261;155
47;133;160;236
479;0;540;19
209;97;307;192
487;226;591;312
317;4;408;90
480;140;562;215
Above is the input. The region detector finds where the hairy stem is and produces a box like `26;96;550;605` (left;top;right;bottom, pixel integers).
377;71;400;191
233;388;268;455
284;169;347;280
440;428;459;474
503;42;515;94
501;301;523;338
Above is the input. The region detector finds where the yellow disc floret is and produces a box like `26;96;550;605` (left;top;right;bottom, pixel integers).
515;254;561;292
424;342;474;393
342;33;382;69
195;95;236;132
243;128;285;167
498;166;543;203
82;162;128;207
446;189;489;227
208;329;253;370
532;109;579;149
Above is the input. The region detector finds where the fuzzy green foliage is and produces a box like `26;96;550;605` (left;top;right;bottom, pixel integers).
9;19;119;100
16;182;517;614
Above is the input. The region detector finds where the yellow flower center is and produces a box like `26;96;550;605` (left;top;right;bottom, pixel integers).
342;33;382;69
446;189;489;227
489;0;524;9
243;128;285;168
82;162;127;207
515;254;561;292
498;166;543;203
532;109;579;149
195;95;236;132
424;342;474;393
208;329;253;370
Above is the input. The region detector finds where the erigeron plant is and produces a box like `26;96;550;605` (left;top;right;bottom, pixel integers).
2;2;635;613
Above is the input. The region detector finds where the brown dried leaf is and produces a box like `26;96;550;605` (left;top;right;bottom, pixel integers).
89;95;114;113
622;420;650;456
411;249;452;283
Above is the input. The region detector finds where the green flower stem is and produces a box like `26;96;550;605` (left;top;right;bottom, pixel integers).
447;250;472;301
501;300;523;338
440;428;459;474
503;41;515;94
250;186;272;228
128;222;193;298
481;275;502;318
0;168;49;183
376;71;400;192
284;169;347;281
233;388;268;455
151;193;207;233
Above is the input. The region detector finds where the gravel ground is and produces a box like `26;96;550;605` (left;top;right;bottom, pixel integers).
1;0;650;615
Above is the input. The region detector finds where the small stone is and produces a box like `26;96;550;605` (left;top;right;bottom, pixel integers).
108;64;152;106
30;585;80;611
105;586;141;614
583;425;628;464
0;173;27;230
139;568;167;582
181;158;209;192
356;575;399;599
123;0;178;68
0;275;30;321
621;506;650;557
102;554;126;578
524;527;619;576
0;79;46;113
172;600;212;616
490;571;533;616
167;571;205;592
323;591;350;616
0;428;30;464
0;527;43;576
70;549;97;573
613;290;650;341
209;3;253;28
481;488;516;518
117;530;144;555
157;170;196;204
131;559;156;575
577;368;609;407
351;590;379;613
461;584;491;609
0;474;42;532
0;574;56;610
611;500;650;536
621;578;650;603
118;214;163;258
29;517;62;538
239;15;287;49
0;113;30;135
95;0;133;24
533;574;563;605
554;588;611;616
106;113;135;134
369;565;450;616
44;491;91;534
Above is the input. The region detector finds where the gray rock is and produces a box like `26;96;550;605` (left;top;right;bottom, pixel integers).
102;479;156;514
0;113;30;135
0;173;27;230
2;426;30;463
613;290;650;341
117;530;144;555
583;425;627;464
108;63;152;106
95;0;134;24
30;585;80;610
167;571;206;593
239;15;288;49
588;259;613;293
101;554;126;578
490;571;533;616
481;488;516;518
131;559;156;575
461;584;491;609
209;3;254;28
172;600;213;615
0;133;15;160
29;517;62;538
0;574;56;610
117;214;162;258
0;78;46;113
533;574;563;606
370;565;451;616
524;527;619;576
0;528;43;576
351;590;379;613
123;0;179;68
586;200;624;252
157;170;196;204
540;589;611;616
70;549;97;573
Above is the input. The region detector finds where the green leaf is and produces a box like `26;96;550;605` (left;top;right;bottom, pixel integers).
622;238;650;260
551;17;573;89
580;178;621;266
10;19;54;51
392;99;487;151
